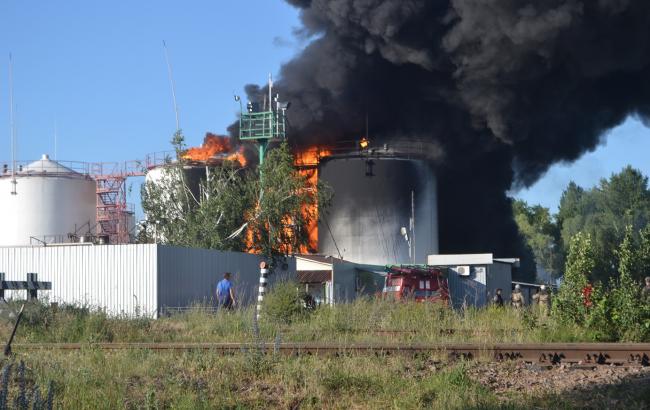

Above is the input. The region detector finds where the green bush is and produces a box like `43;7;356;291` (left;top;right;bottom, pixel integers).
589;226;650;341
552;232;594;325
557;227;650;341
262;281;309;324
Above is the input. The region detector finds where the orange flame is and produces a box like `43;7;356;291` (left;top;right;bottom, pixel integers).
243;146;331;255
295;147;331;254
183;133;247;166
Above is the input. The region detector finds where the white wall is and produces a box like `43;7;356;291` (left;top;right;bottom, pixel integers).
0;244;297;317
295;257;332;271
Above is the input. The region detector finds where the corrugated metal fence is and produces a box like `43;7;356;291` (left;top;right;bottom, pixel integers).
0;244;297;317
156;246;296;311
0;244;157;316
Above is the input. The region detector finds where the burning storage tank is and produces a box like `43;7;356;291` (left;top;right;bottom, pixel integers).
315;145;439;265
143;134;248;233
145;134;247;194
0;154;97;246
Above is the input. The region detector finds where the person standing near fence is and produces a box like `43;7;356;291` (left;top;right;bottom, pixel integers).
217;272;236;310
537;285;551;316
511;284;524;309
492;288;504;307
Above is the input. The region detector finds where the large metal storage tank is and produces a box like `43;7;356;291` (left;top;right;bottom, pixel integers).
0;154;96;246
145;164;207;200
318;157;438;265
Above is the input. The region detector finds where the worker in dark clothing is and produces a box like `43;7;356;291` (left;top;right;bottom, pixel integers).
492;288;504;307
217;272;236;310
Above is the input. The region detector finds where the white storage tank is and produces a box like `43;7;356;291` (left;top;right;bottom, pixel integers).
318;156;438;265
0;154;97;246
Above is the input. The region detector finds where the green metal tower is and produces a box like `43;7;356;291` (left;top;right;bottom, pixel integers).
237;75;288;166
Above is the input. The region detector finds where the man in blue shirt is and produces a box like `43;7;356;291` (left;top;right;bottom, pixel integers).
217;272;236;310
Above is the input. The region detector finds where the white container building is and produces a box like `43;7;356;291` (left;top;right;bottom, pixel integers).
427;253;518;308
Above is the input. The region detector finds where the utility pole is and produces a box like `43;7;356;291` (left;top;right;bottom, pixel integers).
9;53;17;195
410;190;415;264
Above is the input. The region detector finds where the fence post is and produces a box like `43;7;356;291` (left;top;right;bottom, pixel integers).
26;273;38;301
0;273;4;300
256;261;269;320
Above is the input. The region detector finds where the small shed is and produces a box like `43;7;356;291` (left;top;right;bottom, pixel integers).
426;254;518;309
295;255;385;305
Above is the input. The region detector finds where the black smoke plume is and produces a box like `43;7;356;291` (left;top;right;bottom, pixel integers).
234;1;650;279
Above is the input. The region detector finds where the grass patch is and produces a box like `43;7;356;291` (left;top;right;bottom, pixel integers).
0;296;646;408
1;297;606;345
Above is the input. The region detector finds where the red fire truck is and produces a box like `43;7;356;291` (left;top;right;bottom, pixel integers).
382;265;449;304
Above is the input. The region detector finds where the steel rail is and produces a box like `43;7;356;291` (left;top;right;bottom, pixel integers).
12;342;650;366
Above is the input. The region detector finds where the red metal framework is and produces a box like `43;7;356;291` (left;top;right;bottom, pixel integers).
91;161;145;244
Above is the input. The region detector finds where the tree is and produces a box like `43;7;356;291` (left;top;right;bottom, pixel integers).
141;131;253;250
610;225;645;339
557;166;650;283
552;232;594;325
247;142;332;259
588;225;650;341
637;225;650;280
141;135;332;262
512;200;561;281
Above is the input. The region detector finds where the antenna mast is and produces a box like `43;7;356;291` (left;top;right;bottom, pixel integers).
54;120;58;160
268;73;273;113
163;41;180;131
9;53;17;195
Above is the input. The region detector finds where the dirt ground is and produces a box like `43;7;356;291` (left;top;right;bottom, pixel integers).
467;361;650;409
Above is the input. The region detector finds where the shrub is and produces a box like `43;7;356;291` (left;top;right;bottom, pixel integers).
262;281;309;324
580;226;650;341
553;232;594;325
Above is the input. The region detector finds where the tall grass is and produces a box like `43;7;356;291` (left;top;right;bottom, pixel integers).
7;349;506;409
1;298;597;345
0;299;640;408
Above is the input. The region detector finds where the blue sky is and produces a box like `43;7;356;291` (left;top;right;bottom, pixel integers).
1;1;649;218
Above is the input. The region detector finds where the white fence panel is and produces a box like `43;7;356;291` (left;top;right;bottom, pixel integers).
0;244;157;316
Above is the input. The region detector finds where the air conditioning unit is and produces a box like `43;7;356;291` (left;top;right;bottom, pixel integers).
454;265;471;276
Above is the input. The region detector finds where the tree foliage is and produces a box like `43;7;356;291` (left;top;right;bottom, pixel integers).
609;225;645;339
558;166;650;283
246;143;332;259
512;200;562;281
516;166;650;285
552;232;594;325
140;131;253;250
554;226;650;341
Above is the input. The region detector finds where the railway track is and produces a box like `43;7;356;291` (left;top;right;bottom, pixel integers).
13;342;650;366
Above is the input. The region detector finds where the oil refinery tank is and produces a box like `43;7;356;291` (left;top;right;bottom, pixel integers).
0;154;97;246
318;156;438;265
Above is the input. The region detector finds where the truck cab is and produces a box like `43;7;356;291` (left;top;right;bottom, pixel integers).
382;266;449;304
